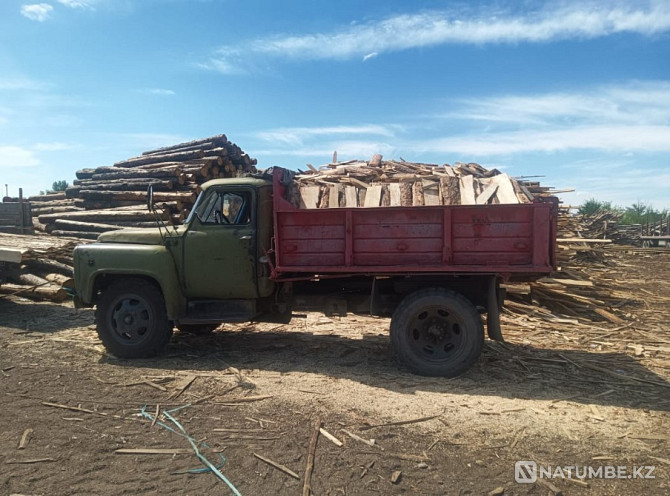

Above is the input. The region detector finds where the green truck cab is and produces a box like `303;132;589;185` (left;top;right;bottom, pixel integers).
73;175;287;358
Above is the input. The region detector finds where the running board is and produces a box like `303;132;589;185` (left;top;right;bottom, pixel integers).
179;299;257;324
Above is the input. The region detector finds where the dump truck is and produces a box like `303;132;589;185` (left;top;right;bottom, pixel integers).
73;167;558;376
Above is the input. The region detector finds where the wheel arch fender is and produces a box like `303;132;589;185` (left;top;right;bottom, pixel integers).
76;244;185;319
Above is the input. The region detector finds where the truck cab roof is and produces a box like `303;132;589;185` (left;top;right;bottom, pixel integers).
200;175;273;191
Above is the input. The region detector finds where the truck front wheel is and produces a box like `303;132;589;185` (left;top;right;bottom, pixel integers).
96;278;173;358
390;288;483;377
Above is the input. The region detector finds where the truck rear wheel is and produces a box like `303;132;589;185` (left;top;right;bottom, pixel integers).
390;288;483;377
96;278;172;358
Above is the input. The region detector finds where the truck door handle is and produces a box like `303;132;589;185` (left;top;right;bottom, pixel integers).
240;235;252;240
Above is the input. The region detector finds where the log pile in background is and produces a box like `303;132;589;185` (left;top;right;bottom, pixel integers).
574;211;643;246
284;156;563;208
28;192;82;217
33;134;257;237
0;232;81;302
507;213;640;325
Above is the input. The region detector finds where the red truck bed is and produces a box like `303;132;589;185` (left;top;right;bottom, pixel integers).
271;169;557;280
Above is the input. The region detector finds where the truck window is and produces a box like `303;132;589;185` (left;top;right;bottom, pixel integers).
201;191;251;225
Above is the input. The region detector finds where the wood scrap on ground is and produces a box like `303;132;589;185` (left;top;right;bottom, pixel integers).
302;418;321;496
18;428;33;449
253;453;301;480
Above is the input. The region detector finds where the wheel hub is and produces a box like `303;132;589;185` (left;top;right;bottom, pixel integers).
110;296;152;343
409;308;463;359
426;319;446;336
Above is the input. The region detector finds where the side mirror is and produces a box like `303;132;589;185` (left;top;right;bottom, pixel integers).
146;185;154;211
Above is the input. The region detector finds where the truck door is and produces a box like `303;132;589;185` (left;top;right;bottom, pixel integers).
182;187;258;299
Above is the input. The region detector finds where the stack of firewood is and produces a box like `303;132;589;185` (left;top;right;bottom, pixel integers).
283;155;564;208
33;134;257;237
0;232;80;302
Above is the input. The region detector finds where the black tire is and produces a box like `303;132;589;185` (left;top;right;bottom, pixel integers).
390;288;484;377
96;278;173;358
270;306;293;324
177;324;219;335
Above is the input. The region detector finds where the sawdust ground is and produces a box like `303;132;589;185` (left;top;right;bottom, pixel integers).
0;250;668;495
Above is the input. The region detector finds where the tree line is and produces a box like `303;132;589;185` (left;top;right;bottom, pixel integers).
578;199;668;225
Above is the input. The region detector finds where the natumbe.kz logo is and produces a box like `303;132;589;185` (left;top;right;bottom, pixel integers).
515;461;656;483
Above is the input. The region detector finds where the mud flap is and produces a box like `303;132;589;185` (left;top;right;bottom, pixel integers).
486;276;504;342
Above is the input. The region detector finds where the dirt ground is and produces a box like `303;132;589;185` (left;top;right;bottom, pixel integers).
0;250;668;496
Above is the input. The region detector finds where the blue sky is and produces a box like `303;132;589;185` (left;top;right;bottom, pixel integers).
1;0;669;209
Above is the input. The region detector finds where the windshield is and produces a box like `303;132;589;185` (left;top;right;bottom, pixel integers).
189;188;252;225
184;190;205;225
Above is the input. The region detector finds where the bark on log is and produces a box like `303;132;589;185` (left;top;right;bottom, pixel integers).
128;161;185;171
52;219;125;233
74;200;145;210
44;273;74;289
38;208;169;224
50;230;100;240
77;190;196;203
28;193;66;202
16;273;49;286
90;167;185;184
411;180;424;206
114;149;205;168
75;168;96;180
369;154;383;167
31;206;84;216
440;176;460;205
28;258;74;277
71;178;175;190
181;162;212;178
400;182;413;207
141;134;228;156
28;199;76;207
317;186;329;209
0;283;68;302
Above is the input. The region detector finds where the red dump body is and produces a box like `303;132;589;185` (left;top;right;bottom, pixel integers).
270;168;558;281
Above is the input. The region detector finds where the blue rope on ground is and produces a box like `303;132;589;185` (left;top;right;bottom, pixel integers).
141;405;242;496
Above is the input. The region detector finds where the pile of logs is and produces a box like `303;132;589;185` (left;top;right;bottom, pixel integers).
0;232;80;302
31;134;257;237
284;155;565;208
28;192;81;217
573;211;644;246
504;212;639;324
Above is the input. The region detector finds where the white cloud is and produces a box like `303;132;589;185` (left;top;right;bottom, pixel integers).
256;124;397;147
415;125;670;155
0;77;51;92
20;4;54;22
57;0;96;8
418;81;670;155
558;162;670;208
254;140;396;162
0;146;40;168
444;81;670;127
363;52;378;62
204;1;670;70
138;88;176;96
198;47;249;75
251;125;403;164
34;142;77;151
